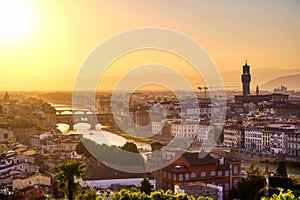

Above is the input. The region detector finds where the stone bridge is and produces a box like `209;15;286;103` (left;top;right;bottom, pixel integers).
56;113;114;130
55;109;94;115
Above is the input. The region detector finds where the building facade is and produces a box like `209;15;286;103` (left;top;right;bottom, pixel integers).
162;152;241;197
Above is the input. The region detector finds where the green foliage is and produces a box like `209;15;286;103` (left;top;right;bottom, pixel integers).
140;177;153;195
76;139;145;169
121;142;139;153
230;162;300;200
54;160;87;200
229;162;264;200
197;197;214;200
261;188;300;200
76;141;93;157
247;161;262;176
268;161;298;191
78;189;97;200
276;161;287;177
91;188;213;200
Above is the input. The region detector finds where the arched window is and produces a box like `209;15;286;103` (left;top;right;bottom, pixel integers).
191;173;196;178
210;171;216;176
201;172;206;177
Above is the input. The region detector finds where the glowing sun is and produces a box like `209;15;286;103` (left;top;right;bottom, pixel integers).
0;0;38;45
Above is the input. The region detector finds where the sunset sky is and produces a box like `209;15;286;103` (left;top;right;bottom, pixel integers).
1;0;300;91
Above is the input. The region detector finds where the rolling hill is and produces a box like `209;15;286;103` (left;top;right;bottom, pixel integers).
261;73;300;91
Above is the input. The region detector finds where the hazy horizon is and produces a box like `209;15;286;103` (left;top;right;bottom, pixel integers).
1;0;299;91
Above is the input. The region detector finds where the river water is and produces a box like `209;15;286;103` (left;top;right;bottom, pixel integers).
53;104;151;151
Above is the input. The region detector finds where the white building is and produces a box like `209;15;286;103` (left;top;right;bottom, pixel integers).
0;151;39;182
196;122;212;143
267;124;292;154
287;123;300;157
245;128;263;151
152;120;163;135
171;121;198;139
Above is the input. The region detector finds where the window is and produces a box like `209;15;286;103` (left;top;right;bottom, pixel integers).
4;133;8;139
234;166;239;174
163;171;166;178
210;171;216;177
185;173;189;180
191;173;196;178
179;174;183;181
168;172;171;179
225;183;230;190
234;179;239;187
201;172;206;177
173;174;176;181
218;171;222;177
225;170;229;177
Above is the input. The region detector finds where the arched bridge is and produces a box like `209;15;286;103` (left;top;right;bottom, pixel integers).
56;113;114;130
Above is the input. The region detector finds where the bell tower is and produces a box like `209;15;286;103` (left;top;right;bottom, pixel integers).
241;61;251;97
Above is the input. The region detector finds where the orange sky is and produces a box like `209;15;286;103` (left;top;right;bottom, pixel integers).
0;0;299;91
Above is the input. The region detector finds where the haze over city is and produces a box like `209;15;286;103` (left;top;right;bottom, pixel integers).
1;0;300;91
1;1;300;199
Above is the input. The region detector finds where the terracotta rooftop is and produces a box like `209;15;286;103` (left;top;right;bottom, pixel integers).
180;152;217;166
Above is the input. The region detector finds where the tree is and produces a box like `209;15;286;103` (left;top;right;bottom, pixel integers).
247;161;262;176
276;160;287;177
121;142;139;153
54;160;88;200
140;177;153;195
229;162;264;200
76;141;92;158
268;160;294;190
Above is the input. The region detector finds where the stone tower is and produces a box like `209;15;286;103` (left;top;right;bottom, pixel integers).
241;61;251;97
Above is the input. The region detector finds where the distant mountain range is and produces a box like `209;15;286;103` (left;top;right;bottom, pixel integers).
261;73;300;91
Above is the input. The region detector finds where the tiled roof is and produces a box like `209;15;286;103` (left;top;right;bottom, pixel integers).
180;152;216;166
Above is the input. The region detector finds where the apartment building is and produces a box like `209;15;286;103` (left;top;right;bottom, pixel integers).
223;125;244;148
162;152;241;197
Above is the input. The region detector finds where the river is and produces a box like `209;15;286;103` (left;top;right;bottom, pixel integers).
53;104;151;151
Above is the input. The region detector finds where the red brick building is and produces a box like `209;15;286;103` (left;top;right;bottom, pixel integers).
162;152;241;197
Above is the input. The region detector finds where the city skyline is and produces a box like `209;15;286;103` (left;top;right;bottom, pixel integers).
1;0;300;91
